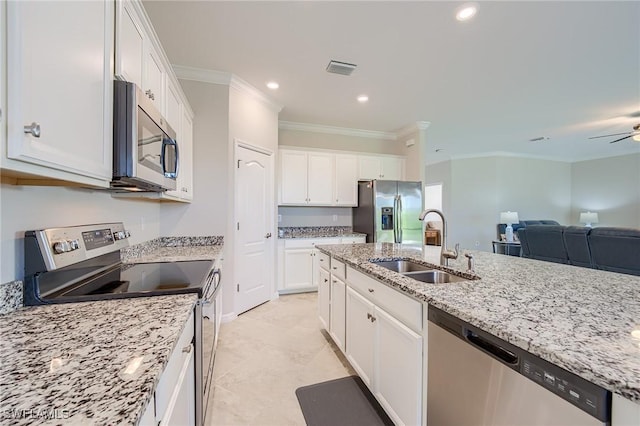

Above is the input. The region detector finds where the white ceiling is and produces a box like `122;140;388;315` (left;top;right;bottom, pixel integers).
143;1;640;162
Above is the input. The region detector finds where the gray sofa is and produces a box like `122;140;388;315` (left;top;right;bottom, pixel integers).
516;225;640;276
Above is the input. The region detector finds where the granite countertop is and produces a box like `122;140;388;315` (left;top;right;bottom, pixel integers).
123;245;223;264
278;226;367;239
0;294;197;425
315;242;640;403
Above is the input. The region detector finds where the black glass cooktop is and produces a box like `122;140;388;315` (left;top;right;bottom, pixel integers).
36;260;214;303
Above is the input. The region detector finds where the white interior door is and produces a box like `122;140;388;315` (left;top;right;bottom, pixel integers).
235;144;274;315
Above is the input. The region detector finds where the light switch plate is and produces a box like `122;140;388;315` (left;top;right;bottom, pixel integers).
278;214;282;223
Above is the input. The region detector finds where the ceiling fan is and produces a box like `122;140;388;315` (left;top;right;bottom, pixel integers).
589;123;640;144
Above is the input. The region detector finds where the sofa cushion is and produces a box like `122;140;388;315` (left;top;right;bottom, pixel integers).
516;228;531;258
588;227;640;276
563;226;593;268
524;225;569;264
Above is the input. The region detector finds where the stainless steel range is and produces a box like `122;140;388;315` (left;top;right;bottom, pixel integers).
23;223;221;426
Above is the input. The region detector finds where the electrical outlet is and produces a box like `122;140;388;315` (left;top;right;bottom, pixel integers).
475;241;480;247
141;217;145;231
278;214;282;223
332;214;338;222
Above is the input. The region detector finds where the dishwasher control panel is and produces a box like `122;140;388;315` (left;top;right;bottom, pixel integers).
521;358;608;420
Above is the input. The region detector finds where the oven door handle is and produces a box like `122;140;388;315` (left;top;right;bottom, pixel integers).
203;269;221;305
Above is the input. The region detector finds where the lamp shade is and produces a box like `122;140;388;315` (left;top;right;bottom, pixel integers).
579;212;599;226
499;211;519;225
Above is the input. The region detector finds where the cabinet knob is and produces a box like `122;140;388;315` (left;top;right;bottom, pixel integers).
324;278;328;283
370;315;377;323
182;345;192;353
265;232;272;239
24;122;41;138
367;313;372;319
368;288;374;293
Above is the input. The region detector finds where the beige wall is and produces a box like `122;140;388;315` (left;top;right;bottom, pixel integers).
0;184;161;283
279;128;404;155
571;153;640;228
426;156;572;252
161;81;230;238
400;128;422;182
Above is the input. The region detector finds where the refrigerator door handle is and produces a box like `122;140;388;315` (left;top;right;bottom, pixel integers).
397;195;403;243
393;195;399;243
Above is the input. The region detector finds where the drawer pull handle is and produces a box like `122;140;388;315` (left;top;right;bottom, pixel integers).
368;288;374;293
182;345;192;353
332;280;337;284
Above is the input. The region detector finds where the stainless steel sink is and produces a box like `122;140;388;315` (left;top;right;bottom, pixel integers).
403;270;468;284
372;260;432;273
371;260;469;283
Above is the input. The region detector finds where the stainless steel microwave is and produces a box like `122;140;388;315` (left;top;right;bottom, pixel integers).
112;80;178;192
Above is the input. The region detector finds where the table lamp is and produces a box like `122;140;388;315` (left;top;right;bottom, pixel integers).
579;212;599;227
500;211;519;242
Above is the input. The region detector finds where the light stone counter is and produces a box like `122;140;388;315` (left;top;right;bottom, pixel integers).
316;242;640;403
277;226;366;239
0;294;197;425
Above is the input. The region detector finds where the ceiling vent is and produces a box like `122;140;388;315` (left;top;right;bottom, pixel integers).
326;60;357;76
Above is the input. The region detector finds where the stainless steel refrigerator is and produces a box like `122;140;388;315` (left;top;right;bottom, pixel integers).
353;180;423;245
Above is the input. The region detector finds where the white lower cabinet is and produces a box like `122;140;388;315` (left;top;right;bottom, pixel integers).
318;267;331;330
331;265;423;426
154;310;195;426
329;276;346;351
277;237;362;294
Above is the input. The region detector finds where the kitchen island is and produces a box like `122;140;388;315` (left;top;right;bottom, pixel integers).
316;242;640;418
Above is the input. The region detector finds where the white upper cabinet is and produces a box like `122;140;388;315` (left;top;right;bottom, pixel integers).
358;155;405;181
278;149;364;206
280;150;309;204
307;153;334;205
143;43;165;112
165;79;182;133
178;111;194;200
115;1;143;88
334;154;358;206
3;0;114;187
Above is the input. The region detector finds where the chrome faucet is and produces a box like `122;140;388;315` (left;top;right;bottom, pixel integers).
418;209;459;266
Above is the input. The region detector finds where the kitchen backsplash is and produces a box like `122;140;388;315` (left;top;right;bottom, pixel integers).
278;226;356;238
120;236;223;261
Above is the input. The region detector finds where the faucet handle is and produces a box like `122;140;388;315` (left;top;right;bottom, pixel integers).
465;253;475;274
443;243;460;260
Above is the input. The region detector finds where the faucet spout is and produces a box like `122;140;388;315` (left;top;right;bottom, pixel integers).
418;209;457;266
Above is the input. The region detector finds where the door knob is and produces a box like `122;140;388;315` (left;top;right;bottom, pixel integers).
24;122;41;138
265;232;272;238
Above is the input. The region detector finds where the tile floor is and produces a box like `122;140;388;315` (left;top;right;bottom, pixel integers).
206;292;355;425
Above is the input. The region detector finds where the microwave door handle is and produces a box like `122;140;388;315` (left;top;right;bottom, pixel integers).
161;138;179;178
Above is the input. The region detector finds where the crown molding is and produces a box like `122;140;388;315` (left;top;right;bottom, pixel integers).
396;121;431;138
172;65;283;113
279;121;397;140
450;151;574;163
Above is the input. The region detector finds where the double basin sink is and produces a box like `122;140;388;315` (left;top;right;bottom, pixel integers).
372;260;468;284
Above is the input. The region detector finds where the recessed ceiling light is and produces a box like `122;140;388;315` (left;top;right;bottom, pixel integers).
266;81;279;90
456;3;478;21
357;95;369;103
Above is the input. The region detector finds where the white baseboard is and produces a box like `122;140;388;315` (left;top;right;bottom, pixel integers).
221;312;237;323
278;288;319;295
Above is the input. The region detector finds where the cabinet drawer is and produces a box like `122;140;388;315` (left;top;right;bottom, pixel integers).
318;252;331;271
331;258;347;281
156;310;194;421
347;267;422;332
284;238;341;249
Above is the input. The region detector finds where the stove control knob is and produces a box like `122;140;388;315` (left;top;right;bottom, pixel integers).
53;240;71;254
124;230;131;238
114;231;127;241
70;239;80;250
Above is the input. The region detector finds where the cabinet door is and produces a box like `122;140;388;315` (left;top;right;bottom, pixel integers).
143;42;164;111
358;156;382;180
7;0;113;182
329;277;346;351
280;150;308;204
307;153;334;205
115;1;144;88
165;80;182;133
335;154;358;206
381;157;403;180
179;112;194;200
346;287;375;387
159;345;195;426
318;268;331;331
283;248;314;290
375;307;423;426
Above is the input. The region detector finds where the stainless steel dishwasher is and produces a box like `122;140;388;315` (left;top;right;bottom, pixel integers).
427;306;611;426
